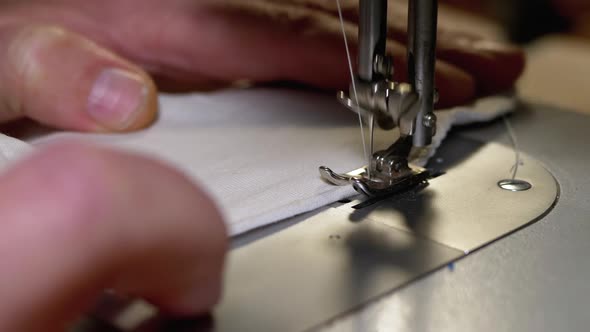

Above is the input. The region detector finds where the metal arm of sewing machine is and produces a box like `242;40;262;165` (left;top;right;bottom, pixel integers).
322;0;439;198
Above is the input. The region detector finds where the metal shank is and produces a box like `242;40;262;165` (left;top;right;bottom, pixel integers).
329;0;439;197
358;0;388;82
411;0;438;147
353;0;438;143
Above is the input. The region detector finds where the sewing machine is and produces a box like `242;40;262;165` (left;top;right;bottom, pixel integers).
322;0;439;199
78;1;590;331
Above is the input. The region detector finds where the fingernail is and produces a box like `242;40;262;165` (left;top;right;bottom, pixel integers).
88;68;148;130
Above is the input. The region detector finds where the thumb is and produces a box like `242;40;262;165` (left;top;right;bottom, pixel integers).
0;141;227;331
0;24;158;132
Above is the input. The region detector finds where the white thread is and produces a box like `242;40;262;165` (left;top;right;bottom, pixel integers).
502;116;521;180
335;0;371;176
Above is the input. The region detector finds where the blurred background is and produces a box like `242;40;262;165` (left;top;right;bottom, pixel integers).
442;0;590;114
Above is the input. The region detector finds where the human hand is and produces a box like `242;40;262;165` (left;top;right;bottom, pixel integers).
0;1;526;329
0;0;525;134
0;141;227;331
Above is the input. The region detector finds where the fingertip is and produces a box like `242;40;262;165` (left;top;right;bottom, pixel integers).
2;24;158;132
87;67;159;132
471;39;527;93
151;269;224;317
436;34;527;96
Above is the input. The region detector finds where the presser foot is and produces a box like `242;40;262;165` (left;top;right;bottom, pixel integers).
319;165;434;199
320;134;436;200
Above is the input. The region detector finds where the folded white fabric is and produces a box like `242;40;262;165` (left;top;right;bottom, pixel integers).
0;134;33;166
1;88;514;236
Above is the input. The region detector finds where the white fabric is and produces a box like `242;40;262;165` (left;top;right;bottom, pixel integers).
0;134;32;166
0;89;514;236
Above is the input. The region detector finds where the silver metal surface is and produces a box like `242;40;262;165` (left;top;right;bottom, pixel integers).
320;146;432;199
498;179;533;192
316;104;589;332
217;208;462;332
411;0;438;147
336;0;439;197
358;0;388;82
319;166;366;186
213;138;558;332
423;113;437;129
337;82;419;133
349;137;558;253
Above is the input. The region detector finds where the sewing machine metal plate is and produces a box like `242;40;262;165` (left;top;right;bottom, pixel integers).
213;136;558;332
